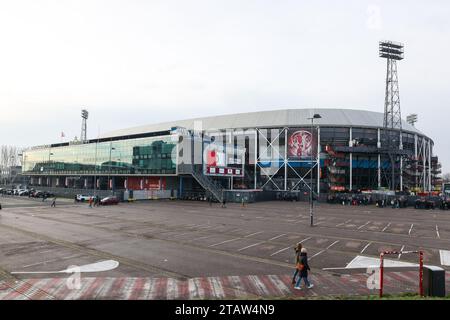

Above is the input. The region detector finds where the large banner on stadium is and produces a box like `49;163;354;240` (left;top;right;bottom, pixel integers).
287;128;317;160
203;142;244;177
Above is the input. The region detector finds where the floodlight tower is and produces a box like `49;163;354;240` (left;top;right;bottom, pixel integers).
81;109;89;143
379;41;404;191
406;114;418;127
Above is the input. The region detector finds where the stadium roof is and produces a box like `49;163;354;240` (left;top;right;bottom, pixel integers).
100;108;424;138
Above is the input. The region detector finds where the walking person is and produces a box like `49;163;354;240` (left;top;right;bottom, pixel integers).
88;196;93;208
292;242;303;285
294;248;314;290
208;195;212;207
51;197;56;207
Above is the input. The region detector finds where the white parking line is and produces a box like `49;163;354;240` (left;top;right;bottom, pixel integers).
270;246;292;257
310;240;339;260
299;236;312;244
209;238;242;247
22;254;80;268
382;222;391;232
208;225;225;231
398;245;405;259
268;234;286;241
197;225;215;230
191;235;217;242
436;225;440;239
336;219;351;227
269;237;311;257
244;231;264;238
22;258;60;268
310;250;325;259
326;240;340;249
408;224;414;236
360;242;372;254
237;241;266;252
357;221;371;230
172;232;192;238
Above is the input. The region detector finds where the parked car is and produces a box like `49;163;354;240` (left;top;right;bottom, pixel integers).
414;198;435;210
76;194;93;202
31;191;43;198
32;191;54;198
100;196;119;205
440;198;450;210
18;190;30;196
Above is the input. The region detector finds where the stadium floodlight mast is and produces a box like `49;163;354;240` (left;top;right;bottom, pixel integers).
406;114;418;127
379;40;404;191
307;113;321;227
81;109;89;143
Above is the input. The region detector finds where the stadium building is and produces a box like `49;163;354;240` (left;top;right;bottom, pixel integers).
22;108;441;202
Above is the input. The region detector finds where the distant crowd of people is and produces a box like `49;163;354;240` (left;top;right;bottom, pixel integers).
327;194;373;206
327;192;450;211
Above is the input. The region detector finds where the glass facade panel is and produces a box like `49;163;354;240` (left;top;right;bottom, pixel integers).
23;135;177;175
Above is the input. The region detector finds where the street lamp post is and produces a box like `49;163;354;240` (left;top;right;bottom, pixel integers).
108;145;116;194
93;140;98;196
307;114;321;227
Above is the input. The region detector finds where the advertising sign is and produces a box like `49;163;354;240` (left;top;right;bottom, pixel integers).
287;129;317;160
203;142;244;177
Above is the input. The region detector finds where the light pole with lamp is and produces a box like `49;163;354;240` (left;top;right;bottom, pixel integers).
307;114;321;227
47;152;54;188
108;145;116;194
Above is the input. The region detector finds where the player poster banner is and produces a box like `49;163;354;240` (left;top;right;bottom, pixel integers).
203;142;244;177
287;128;317;160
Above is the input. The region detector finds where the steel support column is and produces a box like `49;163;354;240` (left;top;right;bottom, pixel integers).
349;127;353;191
428;139;432;192
317;127;321;195
254;130;257;190
284;129;287;191
414;134;418;190
400;132;403;192
377;128;381;188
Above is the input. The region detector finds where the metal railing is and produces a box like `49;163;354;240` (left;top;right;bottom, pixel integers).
177;164;225;202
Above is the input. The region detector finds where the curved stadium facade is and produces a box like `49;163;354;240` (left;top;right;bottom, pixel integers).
22;109;441;201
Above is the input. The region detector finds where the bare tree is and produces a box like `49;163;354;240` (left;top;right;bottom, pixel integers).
443;173;450;183
0;145;23;185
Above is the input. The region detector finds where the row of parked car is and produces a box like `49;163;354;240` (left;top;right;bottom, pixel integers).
0;188;54;198
75;194;119;205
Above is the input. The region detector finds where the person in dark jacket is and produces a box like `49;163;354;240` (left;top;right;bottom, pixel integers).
294;248;314;290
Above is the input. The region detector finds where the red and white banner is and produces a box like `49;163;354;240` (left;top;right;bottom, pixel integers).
287;129;317;160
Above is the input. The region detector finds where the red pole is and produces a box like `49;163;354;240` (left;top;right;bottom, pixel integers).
419;251;424;297
379;253;384;298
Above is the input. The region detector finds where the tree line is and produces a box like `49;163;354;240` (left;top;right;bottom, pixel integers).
0;145;22;170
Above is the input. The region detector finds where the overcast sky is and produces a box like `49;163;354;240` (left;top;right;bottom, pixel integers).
0;0;449;172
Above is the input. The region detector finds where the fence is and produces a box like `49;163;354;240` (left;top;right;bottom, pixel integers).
27;186;124;201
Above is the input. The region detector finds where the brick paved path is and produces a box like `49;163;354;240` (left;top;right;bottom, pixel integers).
1;271;448;300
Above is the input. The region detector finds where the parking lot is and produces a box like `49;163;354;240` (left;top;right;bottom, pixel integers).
1;196;449;285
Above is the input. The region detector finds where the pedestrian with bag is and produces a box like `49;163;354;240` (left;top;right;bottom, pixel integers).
294;248;314;290
292;242;302;285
